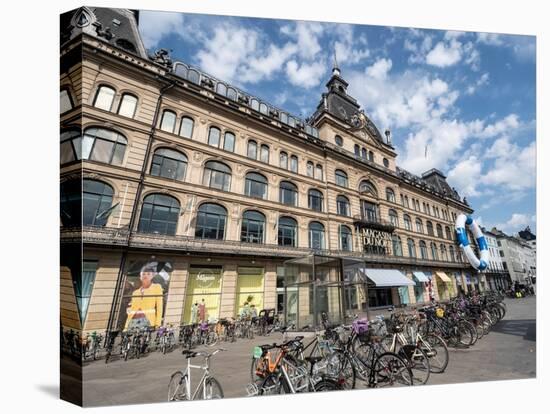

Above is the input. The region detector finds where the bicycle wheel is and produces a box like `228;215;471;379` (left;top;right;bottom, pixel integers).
398;345;430;385
421;334;449;373
325;350;356;390
168;372;187;401
206;332;219;347
373;352;413;387
203;377;224;399
313;378;342;392
259;373;284;395
457;321;475;347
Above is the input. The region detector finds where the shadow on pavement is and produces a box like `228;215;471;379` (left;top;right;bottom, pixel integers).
492;319;536;342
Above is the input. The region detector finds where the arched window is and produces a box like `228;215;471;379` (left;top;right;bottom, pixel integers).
244;172;267;199
279;181;297;206
179;116;194;139
117;93;138;118
290;155;298;173
337;195;350;216
419;241;428;259
223;131;235;152
203;161;231;191
361;148;367;159
388;209;399;227
436;223;443;238
241;210;265;244
386;188;396;203
60;130;81;164
216;82;227;96
407;238;416;258
339;225;352;251
354;144;360;157
93;85;115;111
82;127;127;165
449;245;456;262
335;170;348;187
160;109;177;133
392;235;403;256
250;98;260;112
335;135;343;146
279;151;288;169
82;179;114;227
195;203;227;240
309;222;325;250
445;226;452;240
315;164;323;180
138;193;180;235
60;89;73;113
150;148;188;181
368;151;374;162
187;69;200;84
259;103;268;115
60;180;81;227
427;221;434;236
308;189;324;212
430;242;439;260
260;145;270;163
278;216;297;247
416;218;424;233
440;244;448;261
403;214;412;231
306;161;314;177
359;180;377;197
404;195;410;208
208;126;221;147
247;140;258;159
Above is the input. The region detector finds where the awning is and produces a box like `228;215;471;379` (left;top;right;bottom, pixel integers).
435;271;452;283
360;268;415;287
413;271;430;283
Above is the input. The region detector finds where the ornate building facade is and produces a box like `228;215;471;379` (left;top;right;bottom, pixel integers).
60;7;481;334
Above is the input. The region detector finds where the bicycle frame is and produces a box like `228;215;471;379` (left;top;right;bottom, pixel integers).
180;356;214;400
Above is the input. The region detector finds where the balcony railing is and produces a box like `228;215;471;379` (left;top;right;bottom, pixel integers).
60;226;469;269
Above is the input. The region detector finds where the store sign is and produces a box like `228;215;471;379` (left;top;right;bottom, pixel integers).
196;269;218;288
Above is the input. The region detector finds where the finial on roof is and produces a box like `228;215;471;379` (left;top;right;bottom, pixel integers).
332;47;341;76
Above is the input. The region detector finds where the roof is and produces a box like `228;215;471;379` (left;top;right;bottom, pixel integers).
61;7;147;59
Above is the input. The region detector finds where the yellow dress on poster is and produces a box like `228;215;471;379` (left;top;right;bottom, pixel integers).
125;283;163;329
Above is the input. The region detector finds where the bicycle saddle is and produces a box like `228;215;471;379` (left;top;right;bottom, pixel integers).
304;356;324;364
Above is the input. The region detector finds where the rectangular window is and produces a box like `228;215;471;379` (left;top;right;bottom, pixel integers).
235;267;264;317
182;266;222;324
73;260;98;324
60;90;73;113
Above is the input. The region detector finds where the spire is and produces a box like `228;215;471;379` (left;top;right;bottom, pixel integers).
332;47;341;77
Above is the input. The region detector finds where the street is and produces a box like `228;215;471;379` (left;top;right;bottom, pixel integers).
77;296;536;406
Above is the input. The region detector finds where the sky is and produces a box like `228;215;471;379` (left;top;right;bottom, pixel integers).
138;10;536;235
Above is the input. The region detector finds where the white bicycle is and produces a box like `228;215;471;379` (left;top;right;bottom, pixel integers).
168;349;225;401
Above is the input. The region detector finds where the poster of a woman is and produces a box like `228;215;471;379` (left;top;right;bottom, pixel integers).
120;260;173;330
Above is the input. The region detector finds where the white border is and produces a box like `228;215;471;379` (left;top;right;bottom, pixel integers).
1;0;546;413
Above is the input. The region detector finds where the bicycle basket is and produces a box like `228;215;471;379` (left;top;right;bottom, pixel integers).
352;318;369;335
436;308;445;318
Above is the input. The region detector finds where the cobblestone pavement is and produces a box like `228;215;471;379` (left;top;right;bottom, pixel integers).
77;296;536;407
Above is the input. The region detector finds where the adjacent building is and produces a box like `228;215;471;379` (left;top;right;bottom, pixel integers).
60;7;481;334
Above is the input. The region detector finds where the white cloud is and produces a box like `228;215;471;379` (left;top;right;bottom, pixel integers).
477;33;504;46
281;21;324;60
285;60;326;88
332;24;370;64
478;114;520;138
496;213;535;233
483;140;536;190
139;11;187;48
365;58;392;80
447;156;483;197
426;40;462;67
466;72;490;95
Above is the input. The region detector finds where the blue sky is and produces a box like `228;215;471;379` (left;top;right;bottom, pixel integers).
138;10;536;235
